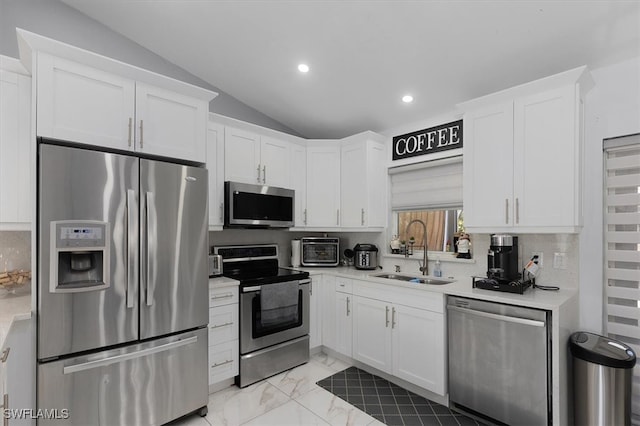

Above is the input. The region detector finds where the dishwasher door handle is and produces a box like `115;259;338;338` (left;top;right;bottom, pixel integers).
447;305;546;327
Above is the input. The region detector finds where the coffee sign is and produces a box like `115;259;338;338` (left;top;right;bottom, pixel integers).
392;119;463;160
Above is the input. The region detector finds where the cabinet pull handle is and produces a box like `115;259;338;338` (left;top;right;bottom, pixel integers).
361;208;365;226
209;322;234;329
392;307;396;329
128;117;133;147
310;281;313;296
0;348;9;363
516;198;520;224
219;202;224;221
211;293;234;300
257;164;261;183
505;198;509;224
212;359;233;368
263;165;266;184
385;306;390;327
346;296;350;316
139;120;144;148
304;209;307;225
337;209;340;226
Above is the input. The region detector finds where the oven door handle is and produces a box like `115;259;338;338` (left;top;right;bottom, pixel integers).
242;278;311;293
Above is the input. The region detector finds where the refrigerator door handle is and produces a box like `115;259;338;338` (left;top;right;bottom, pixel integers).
145;191;158;307
126;189;138;309
62;336;198;375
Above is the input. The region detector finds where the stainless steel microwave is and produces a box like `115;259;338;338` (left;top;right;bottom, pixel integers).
224;181;294;228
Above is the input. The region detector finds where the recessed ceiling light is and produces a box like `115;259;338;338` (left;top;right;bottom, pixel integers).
298;63;310;73
402;95;414;103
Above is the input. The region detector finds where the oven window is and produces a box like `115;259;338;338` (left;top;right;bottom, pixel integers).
252;290;303;338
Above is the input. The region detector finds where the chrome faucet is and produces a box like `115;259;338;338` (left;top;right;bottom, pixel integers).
405;219;428;275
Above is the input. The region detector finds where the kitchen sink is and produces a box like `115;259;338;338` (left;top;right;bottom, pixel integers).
371;273;453;285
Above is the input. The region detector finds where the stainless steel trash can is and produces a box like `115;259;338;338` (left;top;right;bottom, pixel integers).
569;332;636;426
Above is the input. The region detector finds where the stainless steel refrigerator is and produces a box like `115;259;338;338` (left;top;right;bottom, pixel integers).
37;142;209;425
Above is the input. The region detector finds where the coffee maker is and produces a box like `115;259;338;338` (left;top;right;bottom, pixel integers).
487;234;519;282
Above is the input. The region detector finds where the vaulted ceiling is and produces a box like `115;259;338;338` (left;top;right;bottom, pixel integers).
62;0;640;138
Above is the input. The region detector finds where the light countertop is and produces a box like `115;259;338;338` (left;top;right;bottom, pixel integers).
209;276;240;290
0;292;32;349
295;266;577;311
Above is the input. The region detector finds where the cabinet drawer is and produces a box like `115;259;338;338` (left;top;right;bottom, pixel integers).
354;280;444;313
335;277;353;293
208;304;239;345
208;340;238;385
209;286;239;307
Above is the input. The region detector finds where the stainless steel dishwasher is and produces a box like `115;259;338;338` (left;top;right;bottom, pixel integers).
447;296;551;425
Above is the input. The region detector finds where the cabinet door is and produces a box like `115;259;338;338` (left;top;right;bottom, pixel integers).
260;136;290;188
37;53;135;151
0;70;31;227
135;82;207;162
207;121;225;227
392;305;446;395
463;102;514;228
514;86;577;227
365;141;387;227
320;275;336;350
290;144;307;227
341;141;367;227
306;144;341;227
352;296;391;372
309;277;322;349
224;127;260;184
4;318;35;425
334;292;353;357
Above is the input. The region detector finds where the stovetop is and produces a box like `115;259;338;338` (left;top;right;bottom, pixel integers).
213;244;309;287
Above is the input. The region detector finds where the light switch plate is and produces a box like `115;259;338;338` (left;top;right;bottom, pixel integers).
553;252;567;269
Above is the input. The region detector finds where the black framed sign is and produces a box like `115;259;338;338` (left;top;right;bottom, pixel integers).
392;119;463;161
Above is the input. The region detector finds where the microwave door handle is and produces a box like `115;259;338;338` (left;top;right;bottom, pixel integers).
126;189;138;309
145;192;157;306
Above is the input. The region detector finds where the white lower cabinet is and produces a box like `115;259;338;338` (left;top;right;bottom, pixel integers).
2;317;35;425
208;285;239;388
352;282;446;396
309;276;322;349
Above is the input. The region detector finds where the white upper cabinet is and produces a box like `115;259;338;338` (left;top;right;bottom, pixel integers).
224;127;291;187
460;66;593;233
135;82;208;162
224;126;261;184
37;53;134;151
0;62;31;229
306;141;341;227
340;133;386;229
207;120;225;228
35;51;212;163
290;143;307;227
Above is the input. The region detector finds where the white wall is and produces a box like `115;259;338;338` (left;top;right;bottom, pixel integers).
580;56;640;333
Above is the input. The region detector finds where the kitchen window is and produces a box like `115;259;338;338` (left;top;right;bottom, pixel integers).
389;156;463;255
603;133;640;423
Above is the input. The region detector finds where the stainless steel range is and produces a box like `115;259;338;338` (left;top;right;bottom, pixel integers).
213;244;310;388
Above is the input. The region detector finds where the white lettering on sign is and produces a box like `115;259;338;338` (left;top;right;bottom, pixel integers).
392;120;463;160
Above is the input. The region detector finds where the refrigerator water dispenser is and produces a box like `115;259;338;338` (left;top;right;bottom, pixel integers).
50;220;110;292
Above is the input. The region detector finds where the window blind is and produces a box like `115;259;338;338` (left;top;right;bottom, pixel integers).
389;156;463;210
604;134;640;424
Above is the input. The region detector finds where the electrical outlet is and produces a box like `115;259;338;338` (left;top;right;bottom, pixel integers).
531;251;543;268
553;252;567;269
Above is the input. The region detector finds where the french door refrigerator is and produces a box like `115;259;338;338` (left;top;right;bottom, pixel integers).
37;141;209;425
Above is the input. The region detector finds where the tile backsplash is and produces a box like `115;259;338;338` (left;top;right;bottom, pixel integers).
0;231;31;272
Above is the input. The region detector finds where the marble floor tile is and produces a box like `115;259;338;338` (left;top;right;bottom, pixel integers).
295;386;380;426
312;352;353;373
266;357;337;398
205;380;290;425
243;400;330;426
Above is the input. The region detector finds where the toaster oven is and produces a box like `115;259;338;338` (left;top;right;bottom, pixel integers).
301;237;340;267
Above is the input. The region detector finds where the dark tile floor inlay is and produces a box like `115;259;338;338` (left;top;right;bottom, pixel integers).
316;367;485;426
